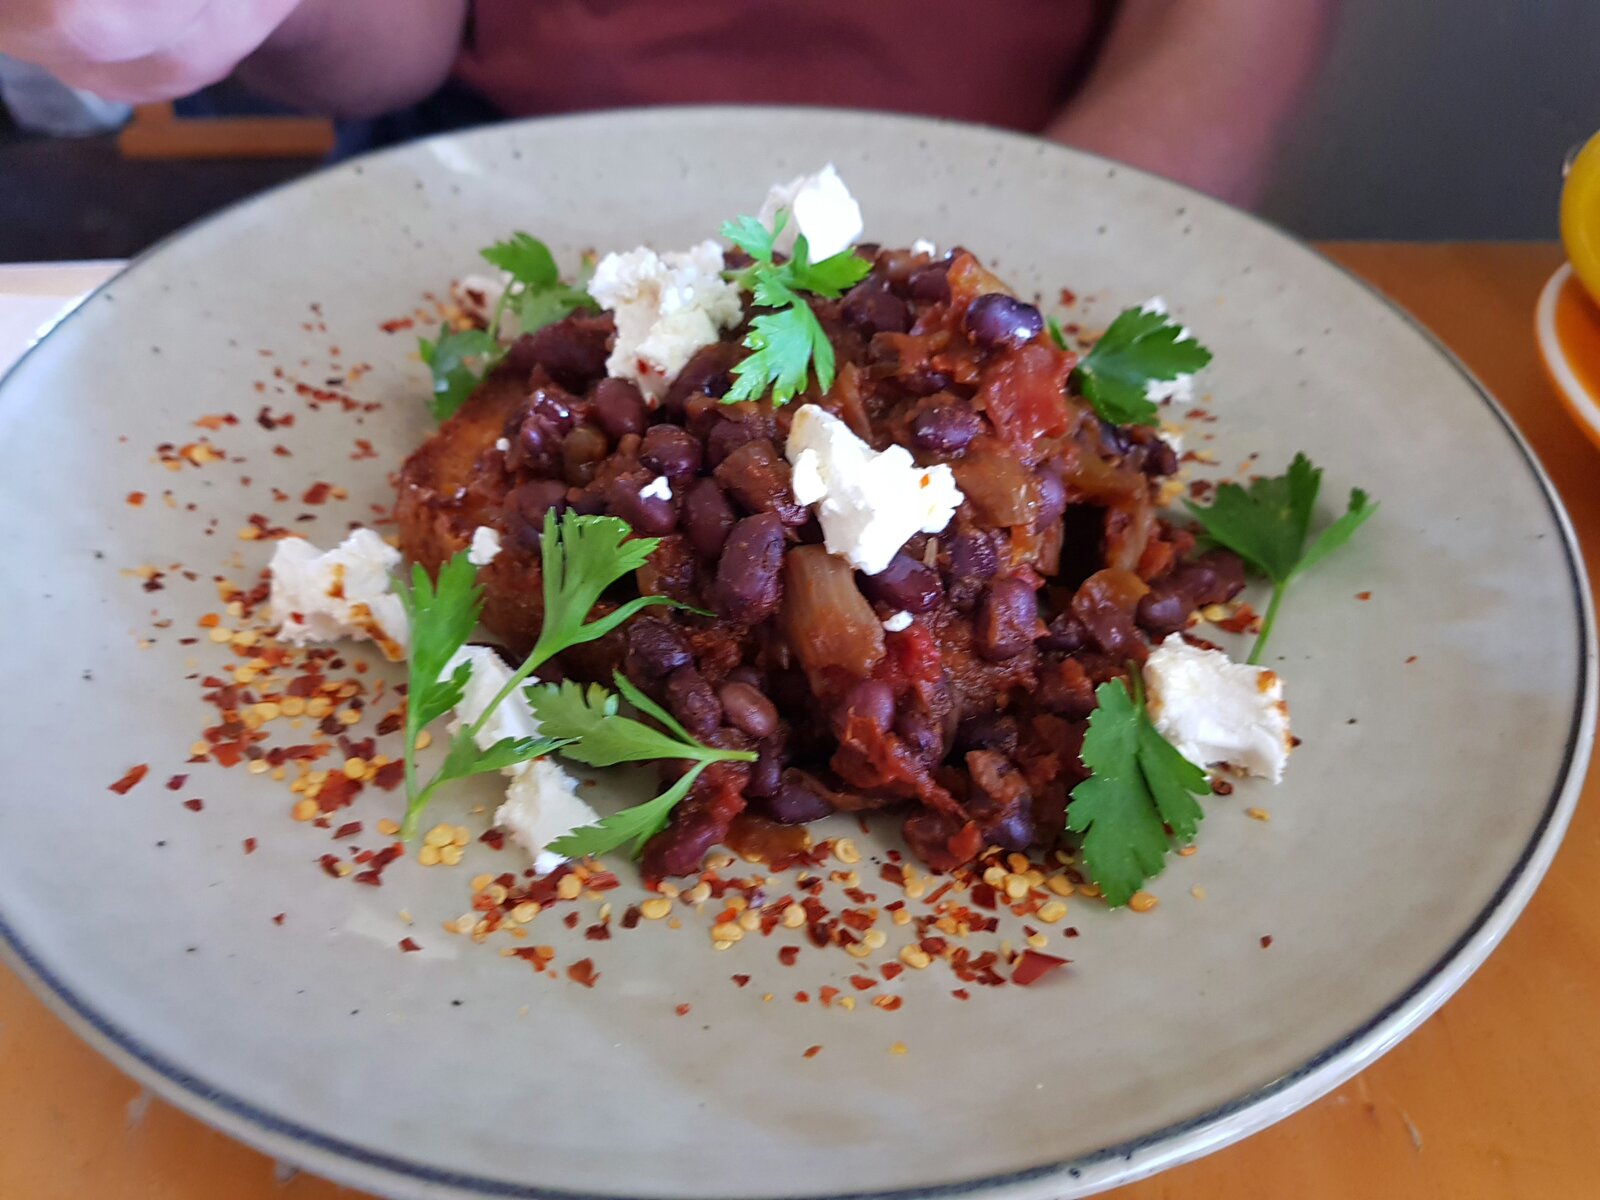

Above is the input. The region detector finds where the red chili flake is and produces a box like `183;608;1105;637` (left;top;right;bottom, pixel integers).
126;491;146;507
1260;935;1274;949
301;481;333;505
794;991;810;1004
333;821;362;840
1217;603;1260;634
802;1045;822;1059
351;439;378;461
272;913;286;925
316;773;361;813
732;974;751;988
849;975;876;991
1405;655;1418;665
675;1003;691;1017
778;946;800;967
379;317;414;333
879;863;906;886
1064;927;1079;938
318;854;343;878
871;995;903;1011
109;764;150;794
880;962;904;981
970;883;998;910
566;958;599;988
620;905;642;930
584;922;611;941
1012;950;1070;987
242;837;257;854
819;985;840;1008
924;881;955;905
585;870;621;892
1355;591;1372;601
399;937;422;953
165;774;188;791
370;760;405;792
563;912;580;929
1058;287;1078;306
839;908;874;932
1213;779;1235;796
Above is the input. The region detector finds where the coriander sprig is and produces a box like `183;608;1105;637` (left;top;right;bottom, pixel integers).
530;673;757;859
394;509;689;839
1185;453;1377;663
419;233;595;422
720;209;870;405
1054;305;1212;427
1066;673;1211;907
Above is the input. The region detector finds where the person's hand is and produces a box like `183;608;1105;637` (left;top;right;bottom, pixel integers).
0;0;305;103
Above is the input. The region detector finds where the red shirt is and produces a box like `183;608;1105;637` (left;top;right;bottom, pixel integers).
456;1;1106;132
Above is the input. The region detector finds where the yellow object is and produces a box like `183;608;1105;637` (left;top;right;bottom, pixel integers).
1562;132;1600;303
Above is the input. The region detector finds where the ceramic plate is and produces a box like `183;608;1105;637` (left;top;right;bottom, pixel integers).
0;108;1591;1200
1535;262;1600;453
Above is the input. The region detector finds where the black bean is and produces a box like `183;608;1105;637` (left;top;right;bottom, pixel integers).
894;707;946;764
1034;465;1068;525
1097;417;1133;457
502;315;611;391
859;553;942;613
624;618;694;677
964;293;1043;349
663;342;740;410
509;415;562;474
899;366;953;396
640;424;702;479
562;423;609;487
713;439;806;525
1185;549;1248;607
945;529;998;609
1135;586;1192;639
591;378;647;440
723;665;764;689
664;667;722;739
841;275;911;335
762;777;834;825
569;489;607;516
955;714;1020;756
911;404;982;454
713;512;785;622
606;475;677;537
976;577;1039;660
744;736;785;798
1144;438;1179;477
1039;612;1089;652
718;680;778;738
705;417;763;468
507;478;568;538
681;478;737;560
840;680;895;734
906;262;951;304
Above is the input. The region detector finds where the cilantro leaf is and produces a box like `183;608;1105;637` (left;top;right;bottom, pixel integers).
530;672;755;860
1047;314;1069;351
719;207;863;405
1066;677;1211;907
481;232;559;288
434;732;574;786
546;763;709;859
1072;306;1212;427
513;283;598;336
1185;453;1378;662
418;325;496;420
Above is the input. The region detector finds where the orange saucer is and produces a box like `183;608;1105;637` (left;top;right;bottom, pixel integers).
1536;263;1600;452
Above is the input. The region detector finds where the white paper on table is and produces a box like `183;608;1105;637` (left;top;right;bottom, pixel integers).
0;261;123;376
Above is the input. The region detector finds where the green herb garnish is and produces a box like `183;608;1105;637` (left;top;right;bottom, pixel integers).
720;209;870;405
1066;674;1211;907
1185;453;1377;663
418;325;497;421
395;510;688;839
1063;304;1212;427
530;673;757;859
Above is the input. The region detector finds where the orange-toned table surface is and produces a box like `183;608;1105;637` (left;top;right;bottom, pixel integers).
1;243;1593;1200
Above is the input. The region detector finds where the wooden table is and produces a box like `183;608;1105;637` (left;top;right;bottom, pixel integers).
0;243;1592;1199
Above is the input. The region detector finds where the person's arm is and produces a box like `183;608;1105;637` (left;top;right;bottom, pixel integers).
0;0;466;118
1045;0;1336;207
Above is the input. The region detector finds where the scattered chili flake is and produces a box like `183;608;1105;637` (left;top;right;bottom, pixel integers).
566;958;599;988
272;913;286;925
126;491;146;507
675;1003;691;1017
795;991;810;1004
1260;935;1274;949
849;975;877;991
1405;655;1418;664
301;481;333;505
880;962;904;981
951;988;969;1000
1212;778;1235;796
399;937;422;953
109;764;150;794
318;854;343;878
819;985;840;1008
165;774;188;791
732;974;751;988
1012;950;1070;987
778;946;800;966
802;1045;822;1059
871;995;903;1011
242;837;257;854
563;912;580;929
1355;591;1372;601
333;821;362;840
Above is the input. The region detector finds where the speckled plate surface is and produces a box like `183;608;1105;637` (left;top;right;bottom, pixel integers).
0;108;1591;1200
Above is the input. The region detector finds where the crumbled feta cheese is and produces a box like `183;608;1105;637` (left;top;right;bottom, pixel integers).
586;241;743;401
1143;635;1292;783
784;404;963;575
456;272;513;340
757;163;864;262
1147;375;1195;406
467;525;502;567
494;436;510;453
1140;295;1169;316
882;611;913;632
910;238;938;257
268;528;408;660
640;475;673;501
497;759;598;875
443;646;539;751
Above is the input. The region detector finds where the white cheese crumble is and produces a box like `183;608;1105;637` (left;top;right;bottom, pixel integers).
441;646;598;873
784;404;964;575
1138;295;1198;404
640;474;673;501
1143;634;1292;783
910;238;938;257
586;240;743;401
499;759;598;875
456;272;513;340
268;528;408;660
494;436;510;453
882;611;913;633
467;525;502;567
757;163;864;262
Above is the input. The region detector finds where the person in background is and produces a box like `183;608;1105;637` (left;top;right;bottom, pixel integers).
0;0;1334;206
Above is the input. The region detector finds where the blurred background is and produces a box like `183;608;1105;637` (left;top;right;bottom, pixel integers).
1;0;1596;261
